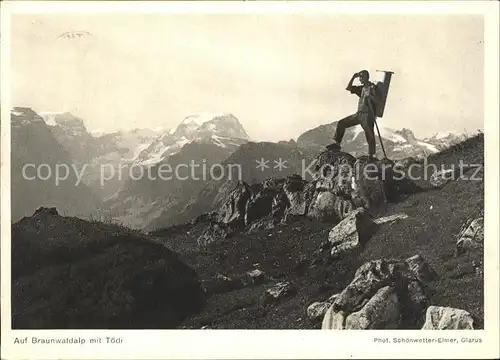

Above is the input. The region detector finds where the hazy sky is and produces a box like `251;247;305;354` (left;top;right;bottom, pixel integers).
11;13;484;141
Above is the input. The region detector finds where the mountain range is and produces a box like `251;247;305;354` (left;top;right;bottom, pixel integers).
11;107;468;227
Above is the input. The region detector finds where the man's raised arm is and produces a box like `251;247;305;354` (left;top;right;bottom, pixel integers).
345;72;359;93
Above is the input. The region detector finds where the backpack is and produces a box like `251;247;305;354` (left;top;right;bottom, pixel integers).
373;81;389;118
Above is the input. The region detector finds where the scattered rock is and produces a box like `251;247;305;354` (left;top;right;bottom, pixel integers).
345;286;402;329
374;212;409;225
429;168;459;188
421;306;474;330
244;269;266;286
456;217;484;255
327;208;378;258
263;282;297;306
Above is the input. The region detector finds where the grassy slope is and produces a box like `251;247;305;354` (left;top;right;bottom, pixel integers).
158;134;484;329
12;213;205;329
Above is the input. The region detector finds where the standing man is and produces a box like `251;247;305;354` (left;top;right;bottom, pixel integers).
326;70;378;161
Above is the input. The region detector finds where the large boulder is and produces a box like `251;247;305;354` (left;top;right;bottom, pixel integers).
313;150;356;196
217;181;252;229
307;293;339;321
326;208;378;258
307;191;339;222
345;286;402;329
421;306;474;330
351;157;387;212
332;259;407;314
323;255;438;330
456;217;484;256
322;308;347;330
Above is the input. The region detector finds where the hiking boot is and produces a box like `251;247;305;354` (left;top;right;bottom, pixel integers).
325;143;341;152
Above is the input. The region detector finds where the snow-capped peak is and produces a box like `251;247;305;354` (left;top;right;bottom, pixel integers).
350;124;407;143
181;112;228;126
432;130;464;140
11;107;46;127
38;111;65;126
132;113;249;166
377;126;408;143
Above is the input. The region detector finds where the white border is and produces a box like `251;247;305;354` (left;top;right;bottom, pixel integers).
1;1;499;359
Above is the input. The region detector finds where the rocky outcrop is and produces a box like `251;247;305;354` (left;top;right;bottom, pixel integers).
197;223;228;246
217;181;252;230
322;255;437;330
421;306;474;330
245;186;282;226
191;148;422;244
